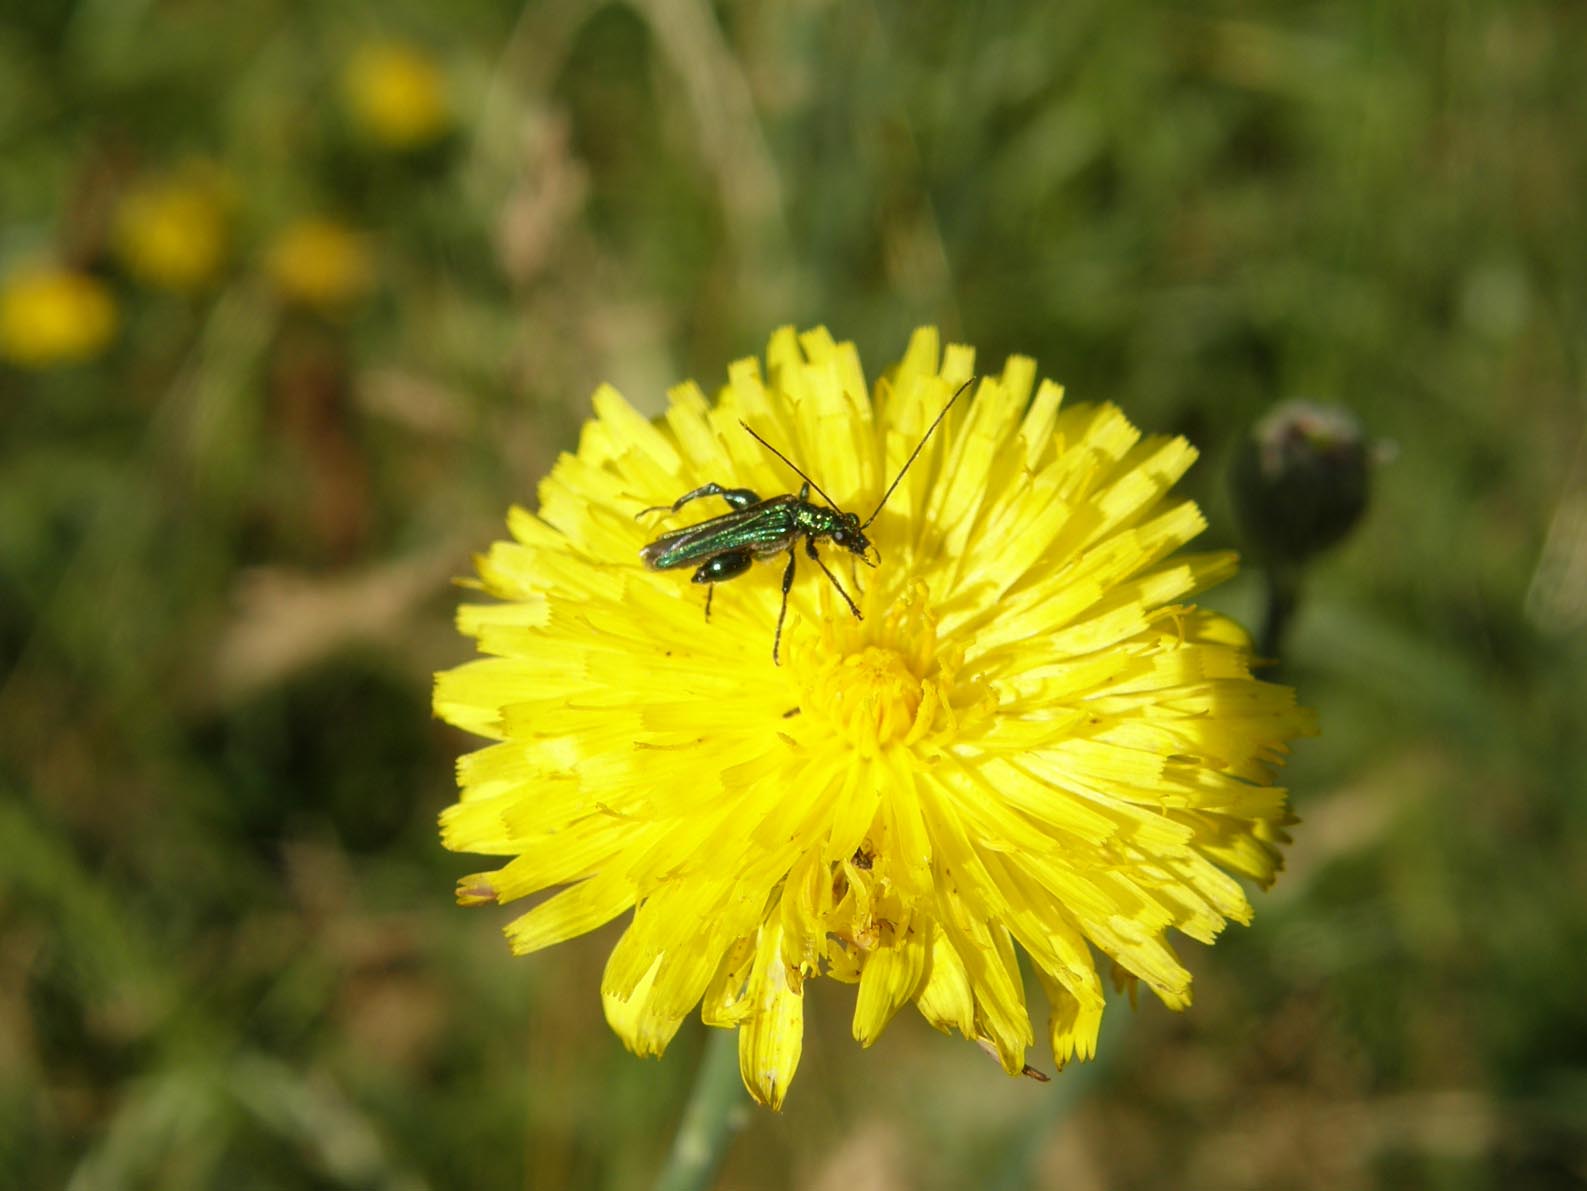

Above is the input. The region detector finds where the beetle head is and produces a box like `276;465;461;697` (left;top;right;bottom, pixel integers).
829;511;878;566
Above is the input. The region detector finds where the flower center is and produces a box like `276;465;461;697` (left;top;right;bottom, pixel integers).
787;581;991;757
814;645;923;751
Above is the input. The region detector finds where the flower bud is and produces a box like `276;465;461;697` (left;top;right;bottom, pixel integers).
1232;400;1370;567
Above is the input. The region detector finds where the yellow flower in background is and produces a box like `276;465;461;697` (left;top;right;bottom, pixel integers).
435;327;1315;1108
266;218;374;312
342;41;450;149
113;162;231;291
0;263;116;369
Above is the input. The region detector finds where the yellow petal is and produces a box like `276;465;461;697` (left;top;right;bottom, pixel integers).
1033;965;1105;1069
852;921;927;1046
914;923;977;1037
738;922;804;1110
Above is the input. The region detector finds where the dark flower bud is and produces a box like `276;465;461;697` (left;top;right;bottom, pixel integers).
1232;401;1371;568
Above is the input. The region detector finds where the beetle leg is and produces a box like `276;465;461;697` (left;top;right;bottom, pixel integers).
806;537;862;621
638;483;761;519
772;544;798;665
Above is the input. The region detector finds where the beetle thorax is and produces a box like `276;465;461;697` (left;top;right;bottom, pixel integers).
799;505;869;557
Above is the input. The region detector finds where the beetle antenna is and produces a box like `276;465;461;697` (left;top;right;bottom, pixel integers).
861;375;975;529
740;421;845;511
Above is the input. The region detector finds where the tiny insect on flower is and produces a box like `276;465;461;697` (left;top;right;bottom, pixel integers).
637;378;972;663
435;326;1316;1109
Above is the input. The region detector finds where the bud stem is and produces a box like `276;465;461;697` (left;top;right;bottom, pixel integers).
1259;564;1301;676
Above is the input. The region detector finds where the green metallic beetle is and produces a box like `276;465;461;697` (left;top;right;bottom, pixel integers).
639;378;973;663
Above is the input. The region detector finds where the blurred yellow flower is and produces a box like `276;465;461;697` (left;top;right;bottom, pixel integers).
266;218;374;311
0;263;117;369
435;327;1315;1108
113;163;231;291
342;41;450;149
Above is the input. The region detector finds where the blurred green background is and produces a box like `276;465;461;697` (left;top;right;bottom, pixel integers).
3;1;1585;1187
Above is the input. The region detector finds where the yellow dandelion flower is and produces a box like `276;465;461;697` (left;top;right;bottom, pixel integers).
435;326;1315;1109
342;41;451;150
113;162;232;292
0;262;117;369
265;218;374;312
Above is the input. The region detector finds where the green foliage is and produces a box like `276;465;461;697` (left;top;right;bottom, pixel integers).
3;0;1584;1187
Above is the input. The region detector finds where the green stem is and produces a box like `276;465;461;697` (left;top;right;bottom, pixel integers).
1258;564;1301;676
652;1027;749;1191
